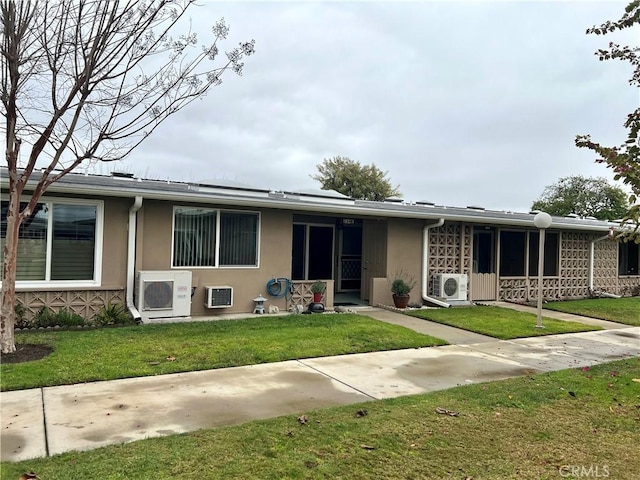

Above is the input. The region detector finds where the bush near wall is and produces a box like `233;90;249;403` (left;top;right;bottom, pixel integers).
15;302;134;330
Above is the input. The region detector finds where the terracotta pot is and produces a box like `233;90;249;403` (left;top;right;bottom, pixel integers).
313;292;323;303
392;294;410;309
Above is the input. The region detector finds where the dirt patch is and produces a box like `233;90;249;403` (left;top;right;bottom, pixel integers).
1;344;54;364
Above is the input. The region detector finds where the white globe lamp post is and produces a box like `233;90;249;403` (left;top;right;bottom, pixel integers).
534;212;552;328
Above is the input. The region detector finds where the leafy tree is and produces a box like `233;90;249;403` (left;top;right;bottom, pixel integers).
575;1;640;240
312;156;401;201
0;0;255;353
531;175;629;221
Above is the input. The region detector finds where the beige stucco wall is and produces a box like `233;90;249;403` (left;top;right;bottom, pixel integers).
379;218;424;305
137;200;293;315
101;197;130;289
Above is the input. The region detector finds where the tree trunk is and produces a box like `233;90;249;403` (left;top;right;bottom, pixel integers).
1;190;22;354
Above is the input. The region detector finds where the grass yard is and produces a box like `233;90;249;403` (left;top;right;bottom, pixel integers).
407;305;602;340
1;314;446;391
545;297;640;326
3;358;638;479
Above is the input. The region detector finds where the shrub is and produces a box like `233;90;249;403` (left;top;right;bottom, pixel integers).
93;302;134;326
34;307;85;328
14;302;30;329
310;280;326;294
391;278;412;296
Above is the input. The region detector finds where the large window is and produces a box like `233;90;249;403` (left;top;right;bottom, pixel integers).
173;207;259;268
499;231;526;276
528;231;559;277
619;242;639;276
1;199;101;284
499;230;559;277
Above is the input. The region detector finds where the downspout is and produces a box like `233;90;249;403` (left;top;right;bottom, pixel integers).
127;196;143;322
589;228;620;298
422;219;450;308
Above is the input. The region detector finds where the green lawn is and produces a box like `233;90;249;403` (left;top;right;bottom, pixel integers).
1;314;446;391
545;297;640;326
407;306;602;340
3;358;638;479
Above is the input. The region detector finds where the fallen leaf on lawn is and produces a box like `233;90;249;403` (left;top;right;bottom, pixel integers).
166;356;176;361
568;391;576;397
298;415;309;425
19;473;38;480
355;409;368;418
632;379;640;383
360;444;376;450
435;407;459;417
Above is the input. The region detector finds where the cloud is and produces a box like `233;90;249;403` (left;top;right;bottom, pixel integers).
117;1;637;212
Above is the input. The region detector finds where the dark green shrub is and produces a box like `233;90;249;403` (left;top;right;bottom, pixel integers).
34;306;85;328
94;302;133;326
14;302;31;329
54;308;85;326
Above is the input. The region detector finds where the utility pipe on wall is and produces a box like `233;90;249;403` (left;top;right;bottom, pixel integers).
127;196;143;322
422;219;450;308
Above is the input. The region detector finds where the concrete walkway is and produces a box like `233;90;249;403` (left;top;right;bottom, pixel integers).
2;308;639;462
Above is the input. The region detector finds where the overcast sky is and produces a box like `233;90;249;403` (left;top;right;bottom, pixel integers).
117;0;637;213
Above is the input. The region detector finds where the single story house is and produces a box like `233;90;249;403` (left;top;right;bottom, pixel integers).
2;168;639;322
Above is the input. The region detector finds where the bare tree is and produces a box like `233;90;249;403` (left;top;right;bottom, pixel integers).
0;0;255;353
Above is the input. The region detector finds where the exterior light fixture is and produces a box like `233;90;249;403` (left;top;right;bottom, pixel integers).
533;212;552;328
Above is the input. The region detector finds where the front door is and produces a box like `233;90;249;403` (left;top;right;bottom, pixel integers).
471;227;497;300
361;220;387;301
337;222;363;291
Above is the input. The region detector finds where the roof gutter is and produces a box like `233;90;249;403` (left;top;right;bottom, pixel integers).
588;228;620;297
422;219;450;308
6;179;617;233
127;196;143;322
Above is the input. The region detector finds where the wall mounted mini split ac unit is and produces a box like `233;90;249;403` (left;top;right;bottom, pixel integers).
432;273;468;301
136;271;192;321
205;286;233;308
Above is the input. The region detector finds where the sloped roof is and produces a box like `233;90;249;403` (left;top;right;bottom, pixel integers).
0;168;618;232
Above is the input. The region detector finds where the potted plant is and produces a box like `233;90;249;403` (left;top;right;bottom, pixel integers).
310;280;326;303
390;275;415;309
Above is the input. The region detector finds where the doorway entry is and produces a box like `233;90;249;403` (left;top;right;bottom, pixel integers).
471;226;497;300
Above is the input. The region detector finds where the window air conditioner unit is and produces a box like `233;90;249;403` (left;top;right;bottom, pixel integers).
205;286;233;308
136;271;192;321
432;273;468;301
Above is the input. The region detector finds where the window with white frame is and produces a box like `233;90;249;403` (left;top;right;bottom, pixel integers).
172;207;259;268
1;199;101;283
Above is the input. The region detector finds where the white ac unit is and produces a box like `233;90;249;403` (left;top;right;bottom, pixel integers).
136;271;192;321
205;286;233;308
432;273;468;301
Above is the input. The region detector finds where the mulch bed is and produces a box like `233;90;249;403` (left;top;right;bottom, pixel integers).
1;344;54;364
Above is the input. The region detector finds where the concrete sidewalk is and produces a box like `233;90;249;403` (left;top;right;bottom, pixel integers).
2;310;639;462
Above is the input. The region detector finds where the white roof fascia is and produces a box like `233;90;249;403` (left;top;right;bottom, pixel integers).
1;173;618;233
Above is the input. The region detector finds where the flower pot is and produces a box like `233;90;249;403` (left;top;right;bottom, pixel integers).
313;292;323;303
392;294;410;309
